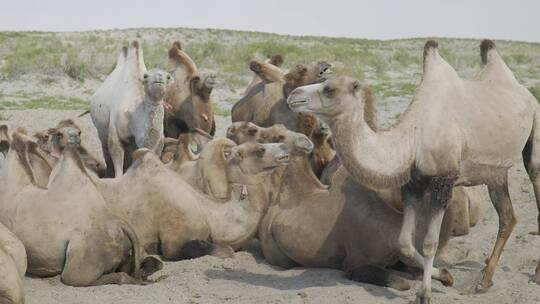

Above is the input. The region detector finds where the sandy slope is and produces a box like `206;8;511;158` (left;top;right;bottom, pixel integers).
1;109;540;304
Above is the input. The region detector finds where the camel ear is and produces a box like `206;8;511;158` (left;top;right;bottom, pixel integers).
269;54;284;67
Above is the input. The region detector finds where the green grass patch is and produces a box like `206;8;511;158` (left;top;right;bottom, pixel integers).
529;86;540;102
212;103;231;116
0;96;88;110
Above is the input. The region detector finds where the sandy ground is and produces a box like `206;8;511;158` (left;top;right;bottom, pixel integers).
1;109;540;304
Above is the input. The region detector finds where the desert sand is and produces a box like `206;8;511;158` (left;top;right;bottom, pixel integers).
0;108;538;304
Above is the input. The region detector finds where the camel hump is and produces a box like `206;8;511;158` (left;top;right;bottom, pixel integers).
132;148;153;161
480;39;496;65
269;54;284;67
423;40;439;59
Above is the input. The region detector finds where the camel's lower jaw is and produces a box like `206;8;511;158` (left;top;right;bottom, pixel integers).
287;99;309;110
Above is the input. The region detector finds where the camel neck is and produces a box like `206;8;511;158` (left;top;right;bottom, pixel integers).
203;180;269;249
280;155;327;208
327;105;415;189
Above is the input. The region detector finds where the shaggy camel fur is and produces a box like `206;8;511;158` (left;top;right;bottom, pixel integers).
258;144;455;290
164;42;216;138
90;41;171;177
0;124;10;158
295;113;335;178
93;140;290;260
231;60;330;130
288;40;540;302
0;131;162;286
0;222;26;304
34;119;105;177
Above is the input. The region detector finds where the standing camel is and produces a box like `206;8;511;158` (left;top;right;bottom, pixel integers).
287;40;540;303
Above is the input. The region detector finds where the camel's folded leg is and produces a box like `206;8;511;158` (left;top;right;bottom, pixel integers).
347;265;411;291
476;179;516;293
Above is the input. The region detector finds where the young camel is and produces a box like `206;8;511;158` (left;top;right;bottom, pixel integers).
164;42;216;138
0;131;162;286
0;222;26;304
287;40;540;302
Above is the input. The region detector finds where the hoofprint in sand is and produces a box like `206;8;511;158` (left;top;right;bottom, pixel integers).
0;109;538;304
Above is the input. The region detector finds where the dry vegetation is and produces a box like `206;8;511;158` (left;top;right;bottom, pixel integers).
0;28;540;118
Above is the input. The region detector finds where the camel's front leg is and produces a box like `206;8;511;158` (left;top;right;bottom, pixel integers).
417;176;455;304
107;130;125;178
398;186;453;288
477;177;516;292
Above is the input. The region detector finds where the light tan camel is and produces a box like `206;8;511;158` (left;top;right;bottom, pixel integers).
96;139;289;259
287;40;540;302
0;131;162;286
0;222;26;304
242;54;284;96
164;42;216;138
90;41;172;177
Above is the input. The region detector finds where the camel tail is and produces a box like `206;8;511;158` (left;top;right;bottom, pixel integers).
179;240;233;260
480;39;496;65
77;110;90;118
119;222;143;277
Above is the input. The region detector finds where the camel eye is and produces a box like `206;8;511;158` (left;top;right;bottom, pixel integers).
143;74;148;79
254;146;266;157
166;75;171;80
323;86;335;97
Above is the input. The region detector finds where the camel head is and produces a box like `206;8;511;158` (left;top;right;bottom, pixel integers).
187;72;216;133
288;76;372;123
196;138;289;200
226;121;260;144
36;119;82;159
227;122;313;156
283;61;331;96
143;69;172;103
227;142;290;180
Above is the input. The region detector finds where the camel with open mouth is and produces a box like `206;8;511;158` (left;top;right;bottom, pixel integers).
287;40;540;302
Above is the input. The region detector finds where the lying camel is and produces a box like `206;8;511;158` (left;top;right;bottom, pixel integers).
34;119;105;177
92;139;290;260
164;42;216;138
287;40;540;302
90;41;172;177
0;222;26;304
0;130;162;286
258;142;454;290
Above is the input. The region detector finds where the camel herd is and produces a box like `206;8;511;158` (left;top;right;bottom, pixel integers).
0;39;538;304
